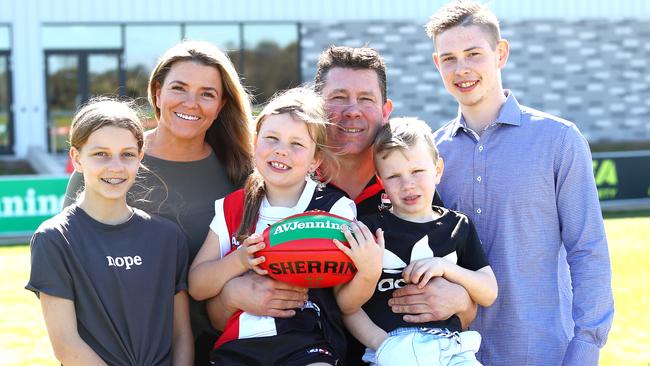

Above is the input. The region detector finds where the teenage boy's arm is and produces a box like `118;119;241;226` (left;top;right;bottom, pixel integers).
556;126;614;365
333;222;384;314
343;310;388;351
40;293;108;366
403;259;497;307
171;291;193;366
388;278;477;329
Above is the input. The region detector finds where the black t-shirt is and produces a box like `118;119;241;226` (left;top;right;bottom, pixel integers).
64;152;236;337
335;176;446;366
26;205;188;366
360;208;489;333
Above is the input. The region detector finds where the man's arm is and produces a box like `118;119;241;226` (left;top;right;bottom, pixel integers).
388;276;477;329
208;272;309;330
556;126;614;365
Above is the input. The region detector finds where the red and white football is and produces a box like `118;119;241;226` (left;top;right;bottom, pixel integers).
258;210;357;288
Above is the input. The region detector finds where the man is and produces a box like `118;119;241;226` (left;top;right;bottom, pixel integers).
427;2;614;365
314;46;476;365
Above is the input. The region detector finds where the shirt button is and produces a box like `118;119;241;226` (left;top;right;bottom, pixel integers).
476;208;482;214
476;176;482;182
478;145;484;151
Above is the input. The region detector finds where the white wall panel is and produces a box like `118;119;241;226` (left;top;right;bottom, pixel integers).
0;0;15;22
3;0;648;24
11;0;47;156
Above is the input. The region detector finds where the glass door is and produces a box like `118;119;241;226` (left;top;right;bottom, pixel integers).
45;51;121;152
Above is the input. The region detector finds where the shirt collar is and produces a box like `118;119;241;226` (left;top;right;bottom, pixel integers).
450;90;522;136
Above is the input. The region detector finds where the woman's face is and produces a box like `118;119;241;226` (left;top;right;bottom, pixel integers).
155;60;226;141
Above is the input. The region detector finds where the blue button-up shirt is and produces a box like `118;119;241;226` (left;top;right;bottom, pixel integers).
433;91;614;366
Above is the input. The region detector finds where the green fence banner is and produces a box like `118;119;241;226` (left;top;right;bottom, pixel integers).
592;151;650;202
0;175;68;236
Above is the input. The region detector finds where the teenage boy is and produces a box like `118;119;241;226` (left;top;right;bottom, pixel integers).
426;2;614;365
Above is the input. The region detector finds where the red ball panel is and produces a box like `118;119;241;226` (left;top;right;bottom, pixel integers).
257;211;357;288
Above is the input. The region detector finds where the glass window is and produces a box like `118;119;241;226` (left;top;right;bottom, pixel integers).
0;25;8;151
242;24;299;104
42;25;121;50
0;26;9;50
124;25;182;119
45;52;121;152
0;54;10;150
184;24;242;72
46;55;79;151
88;54;120;96
125;25;182;78
184;24;240;51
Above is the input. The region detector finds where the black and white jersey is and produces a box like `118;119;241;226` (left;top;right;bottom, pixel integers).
360;208;489;333
210;179;356;361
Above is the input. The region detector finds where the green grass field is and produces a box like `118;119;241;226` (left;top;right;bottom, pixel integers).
1;212;648;365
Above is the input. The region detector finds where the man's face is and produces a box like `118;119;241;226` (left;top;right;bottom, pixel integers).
433;25;508;111
321;67;393;156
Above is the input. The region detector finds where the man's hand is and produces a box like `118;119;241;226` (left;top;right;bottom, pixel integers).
225;271;308;318
388;277;476;328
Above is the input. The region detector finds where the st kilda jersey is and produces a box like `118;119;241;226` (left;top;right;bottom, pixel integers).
360;207;489;333
208;178;356;355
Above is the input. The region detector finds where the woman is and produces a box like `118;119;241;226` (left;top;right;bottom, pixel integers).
64;40;253;364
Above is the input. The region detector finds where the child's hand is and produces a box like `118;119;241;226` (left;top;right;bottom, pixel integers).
402;258;447;288
237;234;268;276
334;220;384;281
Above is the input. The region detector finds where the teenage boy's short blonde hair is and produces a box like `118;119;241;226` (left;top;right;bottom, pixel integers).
425;0;501;49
